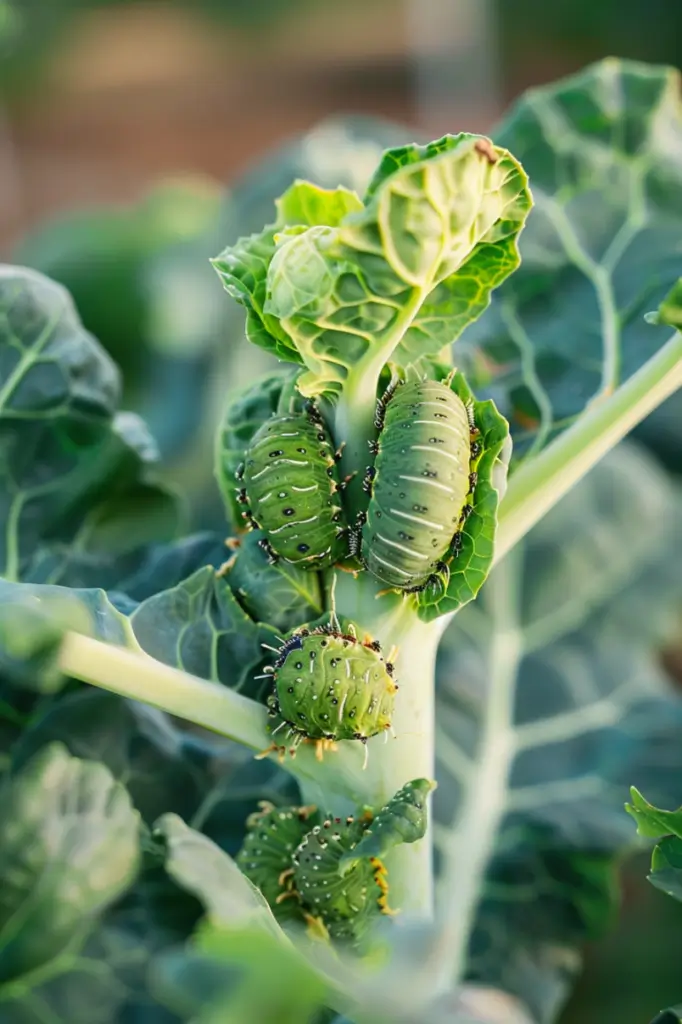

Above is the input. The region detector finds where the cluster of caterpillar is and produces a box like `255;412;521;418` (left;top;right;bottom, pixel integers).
237;802;391;946
237;779;432;948
233;379;482;595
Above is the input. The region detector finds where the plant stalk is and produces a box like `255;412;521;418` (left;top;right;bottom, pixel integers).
495;329;682;561
334;571;440;916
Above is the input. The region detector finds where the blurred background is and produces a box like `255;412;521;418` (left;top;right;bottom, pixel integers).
1;2;682;1021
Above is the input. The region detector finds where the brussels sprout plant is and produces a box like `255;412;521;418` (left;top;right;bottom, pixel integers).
1;58;682;1024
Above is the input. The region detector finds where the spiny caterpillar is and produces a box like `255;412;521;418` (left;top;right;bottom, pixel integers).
236;401;347;569
358;377;481;593
236;801;318;921
293;813;391;945
235;780;434;948
261;618;398;762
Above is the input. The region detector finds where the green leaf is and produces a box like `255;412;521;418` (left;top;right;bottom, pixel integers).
417;371;511;620
212;181;365;365
222;529;324;635
130;566;278;698
264;135;531;398
0;266;180;585
0;743;139;990
13;689;215;825
433;442;682;1024
647;278;682;330
152;925;330;1024
626;789;682;904
460;59;682;464
154;813;285;940
650;1009;682;1024
626;787;682;841
341;778;435;869
650;835;682;903
0;577;131;694
275;181;364;229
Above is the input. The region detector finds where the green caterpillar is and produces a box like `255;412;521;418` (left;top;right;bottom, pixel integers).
262;620;397;760
236;781;433;948
236;801;318;921
236;402;347;569
358;378;481;593
293;813;390;944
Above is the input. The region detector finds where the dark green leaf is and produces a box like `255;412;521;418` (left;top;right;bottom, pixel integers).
130;566;278;697
222;529;324;634
650;1010;682;1024
0;266;180;586
0;743;139;990
459;59;682;463
650;835;682;902
12;689;217;825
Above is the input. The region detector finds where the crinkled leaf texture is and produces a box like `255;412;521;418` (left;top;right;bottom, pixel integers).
214;137;531;399
459;59;682;463
222;528;324;637
0;743;139;998
416;370;510;621
434;443;682;1024
212;181;365;366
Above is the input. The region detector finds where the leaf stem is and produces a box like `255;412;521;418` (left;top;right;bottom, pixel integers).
495;329;682;562
57;632;371;805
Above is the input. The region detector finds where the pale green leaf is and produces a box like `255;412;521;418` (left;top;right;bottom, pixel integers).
265;135;531;398
155;813;285;939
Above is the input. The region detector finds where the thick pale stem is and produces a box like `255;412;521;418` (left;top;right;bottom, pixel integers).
334;571;439;916
334;368;380;517
496;329;682;562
